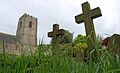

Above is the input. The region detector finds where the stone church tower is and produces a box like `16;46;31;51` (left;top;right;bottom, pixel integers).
16;13;38;53
0;13;37;54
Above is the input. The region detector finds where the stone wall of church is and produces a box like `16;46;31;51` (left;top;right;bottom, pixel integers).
0;14;37;55
16;14;37;54
0;41;20;54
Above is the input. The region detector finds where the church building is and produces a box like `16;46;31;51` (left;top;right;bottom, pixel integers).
0;13;38;54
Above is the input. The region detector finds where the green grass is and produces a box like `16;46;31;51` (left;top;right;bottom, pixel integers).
0;44;120;73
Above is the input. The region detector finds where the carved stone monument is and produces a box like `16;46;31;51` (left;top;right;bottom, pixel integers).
75;2;102;60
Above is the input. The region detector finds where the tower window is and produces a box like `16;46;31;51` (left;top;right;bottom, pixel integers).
20;21;22;29
29;21;32;28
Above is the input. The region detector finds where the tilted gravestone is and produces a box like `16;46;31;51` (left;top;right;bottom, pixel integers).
48;24;65;52
75;2;102;61
105;34;120;56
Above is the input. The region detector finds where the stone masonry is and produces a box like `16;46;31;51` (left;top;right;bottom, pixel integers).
0;13;38;54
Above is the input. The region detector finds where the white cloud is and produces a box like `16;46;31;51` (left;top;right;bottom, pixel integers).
0;0;120;43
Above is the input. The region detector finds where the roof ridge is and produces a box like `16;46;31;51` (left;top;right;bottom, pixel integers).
0;32;16;37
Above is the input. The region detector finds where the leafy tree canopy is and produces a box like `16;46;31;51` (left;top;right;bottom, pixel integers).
57;30;73;44
73;34;88;53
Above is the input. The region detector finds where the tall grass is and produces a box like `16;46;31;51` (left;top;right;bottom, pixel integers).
0;43;120;73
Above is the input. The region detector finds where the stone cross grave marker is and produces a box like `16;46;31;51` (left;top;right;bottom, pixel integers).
75;2;102;60
48;24;65;51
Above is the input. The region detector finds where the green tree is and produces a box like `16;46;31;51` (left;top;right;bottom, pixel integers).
73;34;88;53
57;30;73;44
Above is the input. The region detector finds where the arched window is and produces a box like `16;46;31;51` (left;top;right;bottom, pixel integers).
20;21;22;29
29;21;32;28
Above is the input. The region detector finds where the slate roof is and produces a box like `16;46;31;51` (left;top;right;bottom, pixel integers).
0;32;18;44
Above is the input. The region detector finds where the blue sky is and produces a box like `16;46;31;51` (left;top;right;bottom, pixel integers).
0;0;120;44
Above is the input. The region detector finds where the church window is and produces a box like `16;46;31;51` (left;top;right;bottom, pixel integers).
29;21;32;28
20;21;22;29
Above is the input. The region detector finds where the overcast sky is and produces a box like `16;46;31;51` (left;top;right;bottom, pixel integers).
0;0;120;44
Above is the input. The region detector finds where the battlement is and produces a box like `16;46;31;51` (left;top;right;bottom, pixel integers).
19;13;37;20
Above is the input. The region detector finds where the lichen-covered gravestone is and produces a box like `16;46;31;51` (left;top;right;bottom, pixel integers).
48;24;65;53
107;34;120;56
75;2;102;61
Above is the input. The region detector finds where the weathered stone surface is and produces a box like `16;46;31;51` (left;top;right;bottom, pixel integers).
75;2;102;60
16;13;37;53
48;24;65;50
104;34;120;56
0;13;38;54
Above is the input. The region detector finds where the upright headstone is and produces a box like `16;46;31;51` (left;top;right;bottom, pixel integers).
48;24;65;51
75;2;102;60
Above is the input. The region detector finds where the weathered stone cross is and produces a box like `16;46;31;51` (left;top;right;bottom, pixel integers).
75;2;102;60
48;24;65;50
